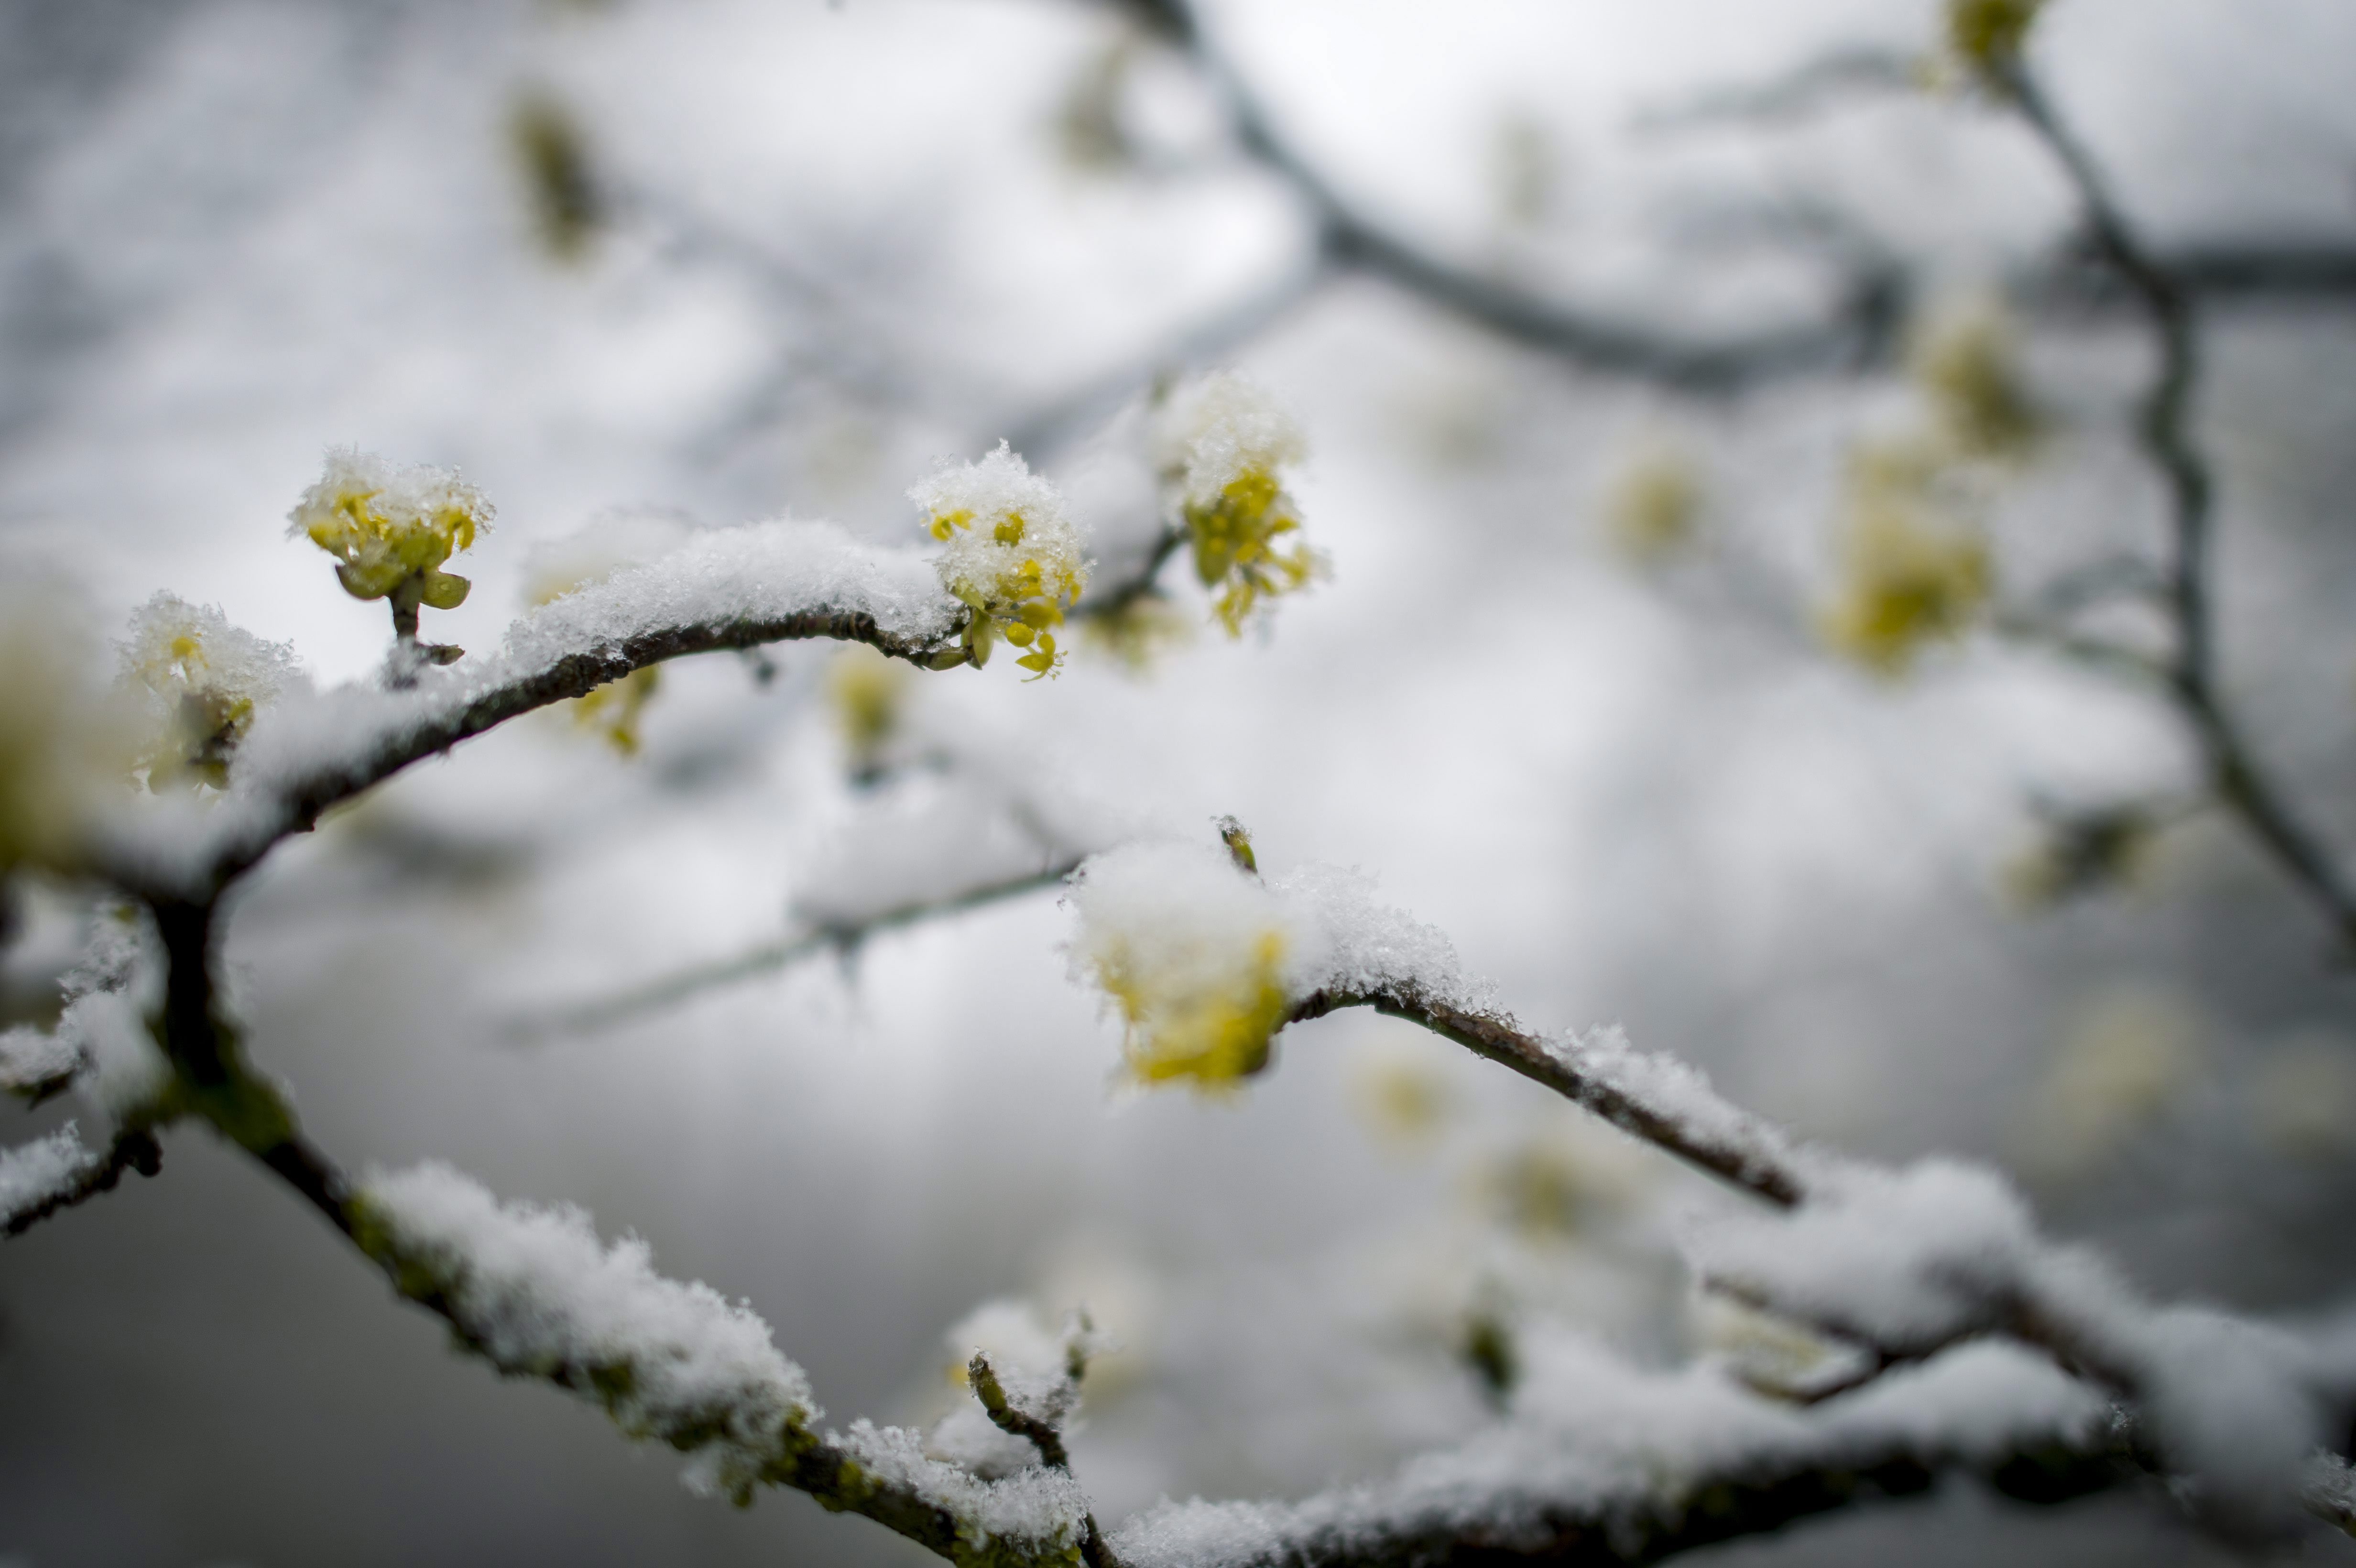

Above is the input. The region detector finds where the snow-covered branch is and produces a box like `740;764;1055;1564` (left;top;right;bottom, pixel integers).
1067;835;2356;1537
98;521;968;904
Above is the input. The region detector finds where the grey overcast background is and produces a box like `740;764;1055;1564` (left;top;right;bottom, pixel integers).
4;0;2356;1563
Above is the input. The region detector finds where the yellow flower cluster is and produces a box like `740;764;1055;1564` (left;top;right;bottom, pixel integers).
288;447;492;614
1819;442;1993;675
1821;298;2038;675
1096;926;1290;1089
1070;840;1304;1094
1945;0;2045;77
910;442;1088;677
1185;469;1320;636
117;593;298;788
1156;374;1321;636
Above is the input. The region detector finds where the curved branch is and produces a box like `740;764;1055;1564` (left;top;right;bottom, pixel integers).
101;529;969;904
1290;985;1811;1208
144;896;1109;1568
1124;1;1901;393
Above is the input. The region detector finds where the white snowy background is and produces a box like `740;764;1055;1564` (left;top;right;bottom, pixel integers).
4;0;2356;1562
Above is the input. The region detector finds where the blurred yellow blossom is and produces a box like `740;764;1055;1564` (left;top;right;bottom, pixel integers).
1819;441;1991;675
1601;446;1704;564
1945;0;2045;79
1911;298;2042;460
911;443;1088;677
1353;1049;1456;1152
2018;984;2199;1181
826;644;910;778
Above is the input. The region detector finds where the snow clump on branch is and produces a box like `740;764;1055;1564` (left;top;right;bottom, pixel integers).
911;442;1088;677
355;1162;818;1502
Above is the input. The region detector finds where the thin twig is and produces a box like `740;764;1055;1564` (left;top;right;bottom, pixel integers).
2003;64;2356;949
517;859;1085;1040
1290;984;1811;1208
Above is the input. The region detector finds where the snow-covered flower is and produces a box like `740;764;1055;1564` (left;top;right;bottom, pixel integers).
910;442;1088;677
1818;439;1991;675
1069;841;1297;1090
116;593;301;788
288;447;493;612
1153;374;1321;635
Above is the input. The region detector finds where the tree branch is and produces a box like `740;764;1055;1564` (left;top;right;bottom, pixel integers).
101;533;969;905
2000;64;2356;950
517;858;1085;1039
1289;985;1811;1209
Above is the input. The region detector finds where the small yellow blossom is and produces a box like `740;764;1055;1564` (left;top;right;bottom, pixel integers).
117;593;299;788
1097;926;1290;1089
1353;1050;1455;1151
1819;441;1991;675
1911;299;2042;461
1945;0;2044;77
910;442;1088;677
288;448;492;627
1601;446;1704;564
1156;374;1322;635
826;644;910;777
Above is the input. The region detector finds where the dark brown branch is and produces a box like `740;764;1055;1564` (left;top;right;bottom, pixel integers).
1288;986;1809;1208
